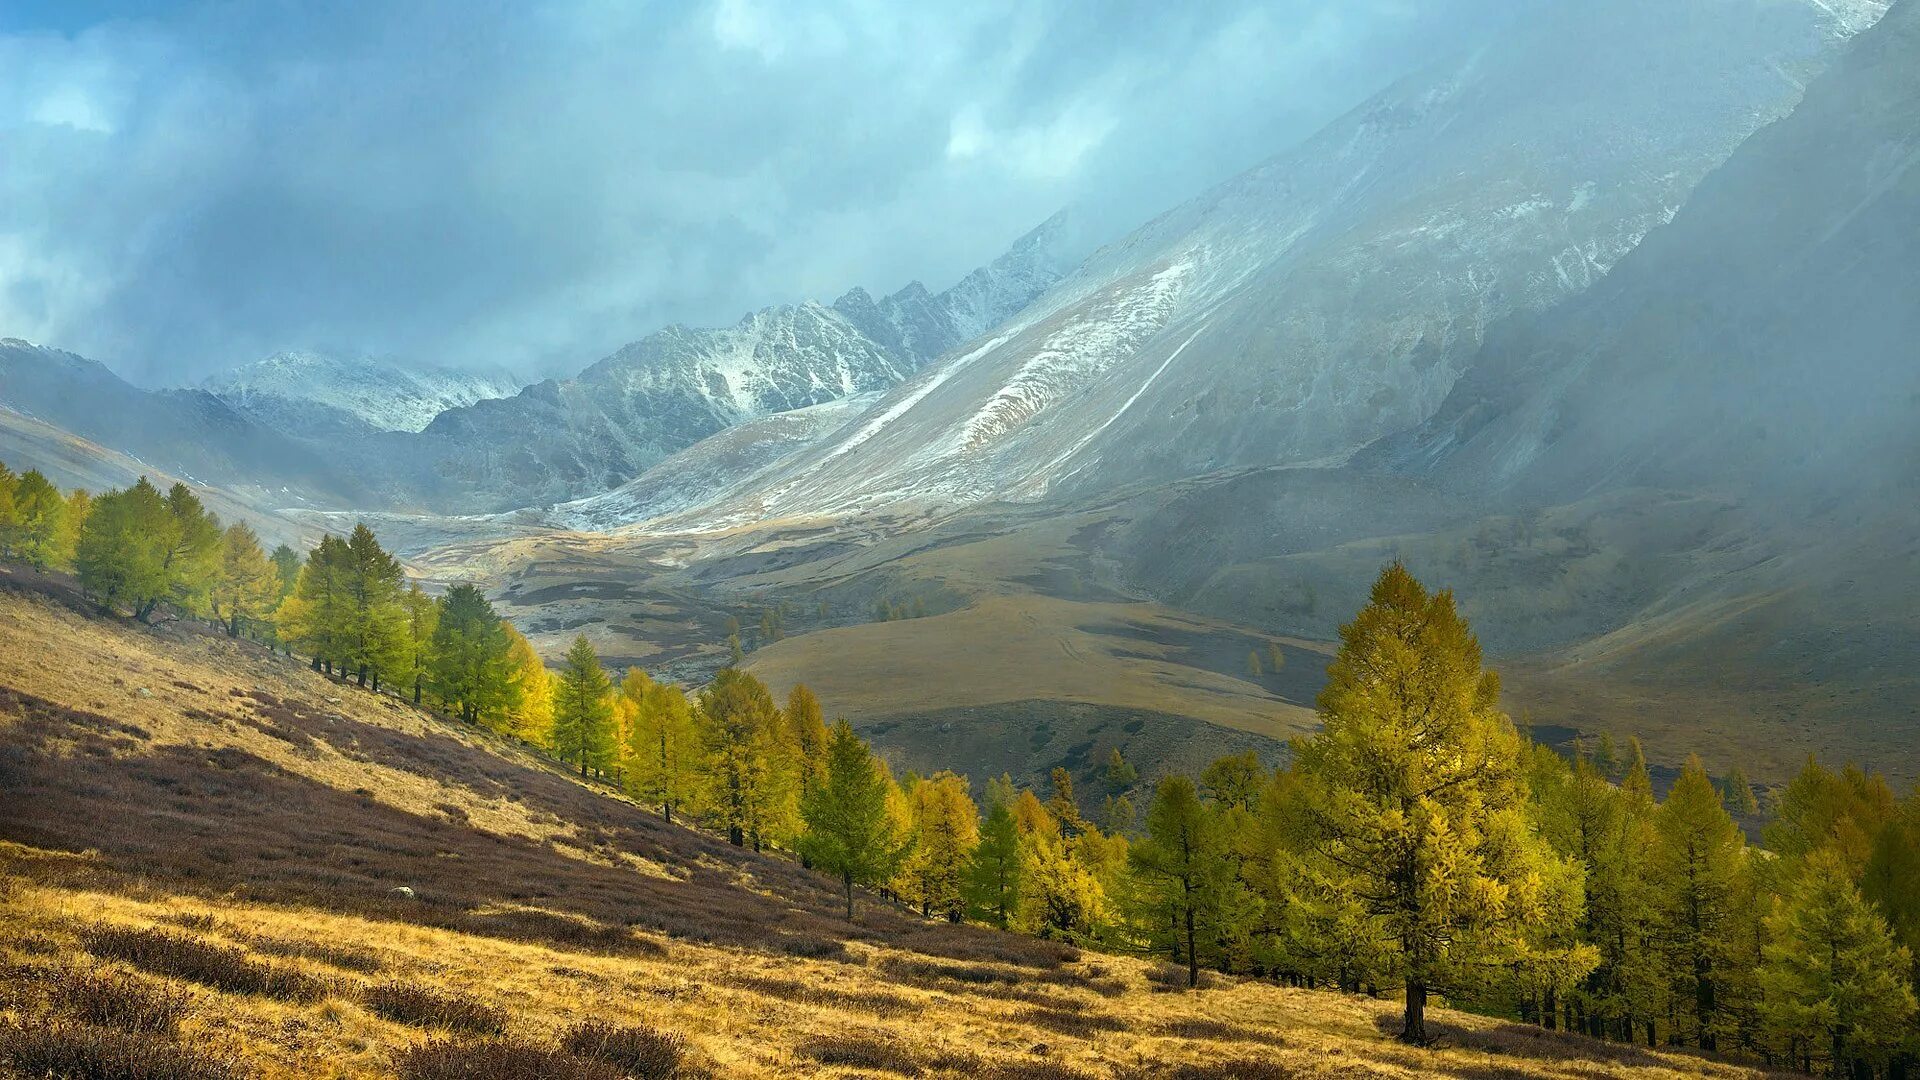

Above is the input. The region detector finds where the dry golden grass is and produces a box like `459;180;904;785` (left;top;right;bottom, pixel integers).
0;582;1779;1079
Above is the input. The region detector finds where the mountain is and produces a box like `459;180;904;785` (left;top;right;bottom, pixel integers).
1397;0;1920;504
202;351;522;436
831;210;1082;366
330;215;1080;514
1106;0;1920;778
0;338;361;506
648;0;1881;528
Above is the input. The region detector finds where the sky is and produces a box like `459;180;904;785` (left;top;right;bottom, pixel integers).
0;0;1501;386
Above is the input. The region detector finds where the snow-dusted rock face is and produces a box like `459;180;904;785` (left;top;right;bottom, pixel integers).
203;351;522;435
832;210;1080;367
335;215;1079;514
669;0;1883;525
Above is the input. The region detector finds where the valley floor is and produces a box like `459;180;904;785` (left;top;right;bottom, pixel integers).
0;576;1779;1079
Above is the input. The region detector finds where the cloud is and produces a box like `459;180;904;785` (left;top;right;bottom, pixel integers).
0;0;1496;385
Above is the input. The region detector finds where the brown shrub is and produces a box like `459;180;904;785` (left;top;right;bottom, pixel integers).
926;1051;1098;1079
724;972;919;1017
878;955;1018;986
1145;963;1219;992
1011;1006;1127;1039
82;926;325;1001
1160;1018;1288;1047
42;966;191;1034
361;982;507;1034
244;935;384;973
796;1033;924;1075
0;1019;237;1080
560;1021;706;1079
1114;1060;1298;1080
393;1038;625;1080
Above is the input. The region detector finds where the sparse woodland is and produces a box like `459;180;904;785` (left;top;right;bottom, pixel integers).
4;459;1918;1078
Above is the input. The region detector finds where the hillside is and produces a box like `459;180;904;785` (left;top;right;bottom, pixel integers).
0;580;1774;1080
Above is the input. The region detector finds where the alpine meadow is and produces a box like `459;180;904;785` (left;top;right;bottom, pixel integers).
2;2;1917;1078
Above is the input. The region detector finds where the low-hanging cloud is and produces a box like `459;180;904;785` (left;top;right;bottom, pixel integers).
0;0;1499;386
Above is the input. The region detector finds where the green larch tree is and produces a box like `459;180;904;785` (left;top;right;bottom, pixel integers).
617;670;705;823
426;583;518;725
340;523;407;690
968;801;1024;928
1762;848;1917;1075
75;478;173;619
799;720;912;919
550;635;615;778
398;584;437;705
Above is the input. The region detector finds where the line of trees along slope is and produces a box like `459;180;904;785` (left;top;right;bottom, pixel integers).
6;458;1916;1076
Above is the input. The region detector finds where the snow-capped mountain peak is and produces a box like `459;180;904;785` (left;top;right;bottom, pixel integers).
203;351;522;434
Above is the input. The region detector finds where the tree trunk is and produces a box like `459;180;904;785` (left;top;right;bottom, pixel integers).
663;802;672;825
413;678;422;706
844;874;855;920
728;824;744;847
1543;985;1558;1030
1402;981;1427;1044
1185;904;1199;989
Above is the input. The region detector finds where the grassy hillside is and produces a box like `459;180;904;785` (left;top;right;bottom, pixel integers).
0;577;1775;1079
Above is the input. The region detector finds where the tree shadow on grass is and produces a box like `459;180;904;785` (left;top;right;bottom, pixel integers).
0;684;1069;970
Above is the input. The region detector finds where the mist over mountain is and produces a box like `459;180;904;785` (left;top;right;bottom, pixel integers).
202;352;523;436
619;0;1877;529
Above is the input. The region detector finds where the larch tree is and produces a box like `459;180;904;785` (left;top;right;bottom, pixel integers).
340;523;407;690
398;584;438;705
618;670;704;823
1046;767;1086;839
550;635;615;778
1;468;66;567
426;583;518;725
277;535;353;673
76;478;174;619
1130;774;1254;988
210;522;281;638
157;483;222;619
968;800;1024;928
54;487;92;571
700;667;782;848
1762;847;1918;1075
503;624;553;744
798;720;912;919
1650;756;1748;1051
903;771;980;922
1200;750;1264;812
1292;562;1579;1044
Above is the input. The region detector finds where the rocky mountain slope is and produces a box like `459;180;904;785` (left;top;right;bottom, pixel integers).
1105;0;1920;778
0;339;363;507
202;351;521;436
316;213;1079;514
637;0;1880;530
